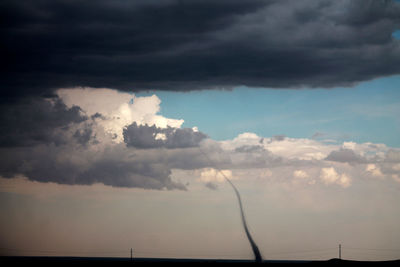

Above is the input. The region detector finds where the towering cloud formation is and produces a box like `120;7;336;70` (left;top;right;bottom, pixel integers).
0;88;199;190
1;0;400;100
57;87;184;143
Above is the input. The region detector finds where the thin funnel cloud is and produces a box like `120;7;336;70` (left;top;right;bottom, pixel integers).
224;176;263;263
199;147;263;262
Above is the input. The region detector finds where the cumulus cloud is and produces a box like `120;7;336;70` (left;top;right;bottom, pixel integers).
268;135;286;143
2;0;400;99
0;97;87;147
235;145;264;153
0;89;196;190
320;167;352;188
57;87;184;143
73;125;94;146
123;122;207;149
366;164;384;178
293;170;316;185
0;143;187;190
325;148;366;163
1;88;399;191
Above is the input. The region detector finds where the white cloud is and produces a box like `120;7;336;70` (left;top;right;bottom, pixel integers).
320;167;351;188
235;132;260;140
338;173;352;188
221;132;337;161
264;138;335;160
57;87;134;115
342;141;356;150
320;167;339;185
154;133;167;141
57;87;184;143
366;164;384;178
214;132;395;189
221;132;261;150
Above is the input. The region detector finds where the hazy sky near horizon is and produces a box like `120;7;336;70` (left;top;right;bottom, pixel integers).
1;0;400;261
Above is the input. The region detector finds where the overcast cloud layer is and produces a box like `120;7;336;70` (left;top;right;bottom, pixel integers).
1;0;400;100
1;88;400;190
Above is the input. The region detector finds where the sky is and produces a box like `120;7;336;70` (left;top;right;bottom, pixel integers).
138;75;400;147
1;0;400;262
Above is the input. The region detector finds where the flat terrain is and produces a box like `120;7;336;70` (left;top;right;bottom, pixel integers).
1;257;400;266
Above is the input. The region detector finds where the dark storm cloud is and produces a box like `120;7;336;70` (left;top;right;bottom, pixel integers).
0;97;87;147
1;0;400;99
123;122;207;149
76;157;187;190
0;144;187;190
73;125;93;146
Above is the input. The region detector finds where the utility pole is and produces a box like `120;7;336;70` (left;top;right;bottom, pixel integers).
339;244;341;260
131;248;133;261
